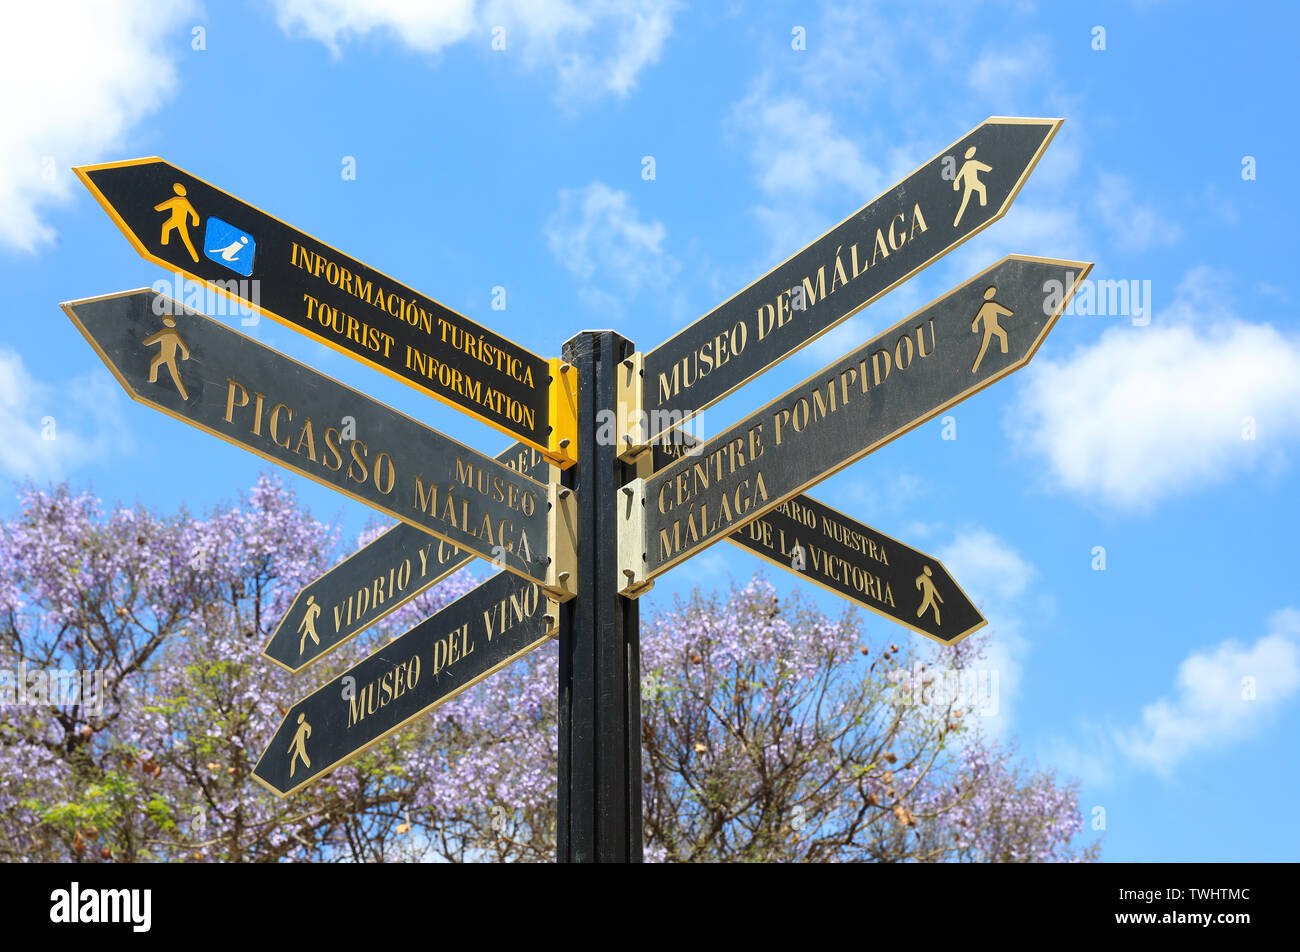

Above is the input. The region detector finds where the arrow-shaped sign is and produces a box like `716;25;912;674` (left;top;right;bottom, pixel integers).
621;255;1091;587
727;496;985;644
74;158;577;466
636;117;1061;449
266;442;550;673
253;570;557;797
647;438;984;643
62;289;573;599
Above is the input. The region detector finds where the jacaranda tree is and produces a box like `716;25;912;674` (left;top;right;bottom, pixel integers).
0;476;1098;862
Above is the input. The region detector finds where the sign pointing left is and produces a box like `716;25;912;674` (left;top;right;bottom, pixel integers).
61;289;574;600
254;570;558;798
265;442;551;674
74;158;576;466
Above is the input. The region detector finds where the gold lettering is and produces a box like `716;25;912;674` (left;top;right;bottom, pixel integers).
269;403;293;449
223;378;249;423
293;416;318;462
347;439;369;483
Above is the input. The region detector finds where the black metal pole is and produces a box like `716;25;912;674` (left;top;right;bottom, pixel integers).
557;330;643;862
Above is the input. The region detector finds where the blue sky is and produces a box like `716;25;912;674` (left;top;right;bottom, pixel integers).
2;0;1298;861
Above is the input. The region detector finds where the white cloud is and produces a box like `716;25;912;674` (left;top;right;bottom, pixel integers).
737;94;887;267
270;0;680;106
827;466;933;528
967;41;1051;103
940;528;1035;604
0;348;129;480
1095;172;1182;251
271;0;478;54
729;79;900;265
1044;608;1300;784
1116;608;1300;775
939;528;1038;736
544;181;679;316
723;2;924;267
784;3;901;102
0;1;194;252
1041;729;1118;789
1011;267;1300;511
741;96;882;199
943;202;1091;290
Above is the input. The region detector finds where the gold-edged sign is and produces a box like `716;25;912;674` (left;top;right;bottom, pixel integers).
73;157;577;466
727;495;985;645
62;289;574;599
265;443;550;673
254;571;558;798
650;436;985;643
636;117;1061;450
621;255;1091;587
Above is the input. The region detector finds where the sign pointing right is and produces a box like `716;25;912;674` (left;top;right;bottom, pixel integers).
639;117;1062;448
622;255;1091;586
648;435;983;643
727;495;985;645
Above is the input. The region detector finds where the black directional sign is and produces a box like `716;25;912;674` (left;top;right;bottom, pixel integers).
62;289;563;594
649;435;984;642
727;496;985;644
640;117;1061;445
74;158;574;464
632;255;1091;581
266;443;552;673
253;571;557;797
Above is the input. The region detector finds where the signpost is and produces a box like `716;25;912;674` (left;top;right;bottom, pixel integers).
265;442;551;673
628;117;1061;451
74;158;577;466
727;495;984;645
61;289;575;599
253;571;558;797
621;256;1091;587
64;117;1092;863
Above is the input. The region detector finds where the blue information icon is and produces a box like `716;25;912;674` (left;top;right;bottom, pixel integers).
203;217;256;276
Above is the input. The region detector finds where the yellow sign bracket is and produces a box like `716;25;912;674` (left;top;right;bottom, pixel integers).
615;351;647;462
546;481;579;601
547;358;579;468
616;477;653;598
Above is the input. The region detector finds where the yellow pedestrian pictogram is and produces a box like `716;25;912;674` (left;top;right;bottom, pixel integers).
952;146;992;228
142;316;191;400
154;182;200;262
288;712;312;778
297;594;322;655
915;565;944;626
970;285;1013;374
